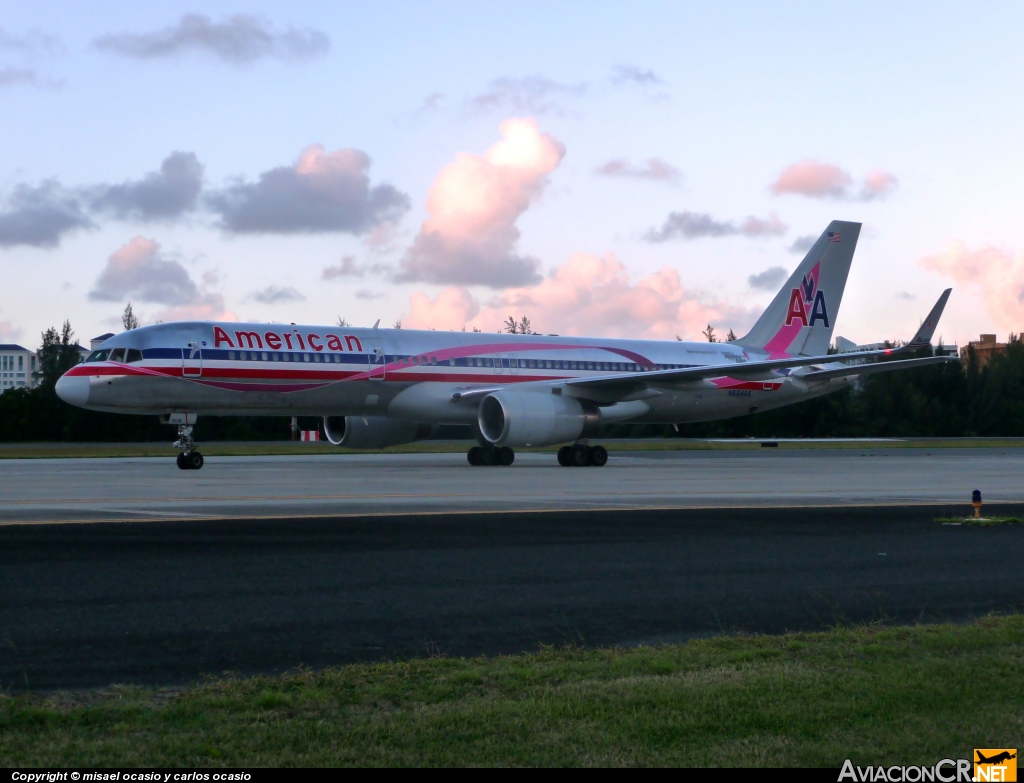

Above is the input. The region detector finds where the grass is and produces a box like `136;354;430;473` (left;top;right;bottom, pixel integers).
935;516;1023;526
2;437;1024;459
2;615;1023;767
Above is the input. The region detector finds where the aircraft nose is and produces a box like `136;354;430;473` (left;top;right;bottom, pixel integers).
55;373;89;407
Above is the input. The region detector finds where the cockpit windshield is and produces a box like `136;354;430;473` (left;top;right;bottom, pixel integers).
86;349;111;363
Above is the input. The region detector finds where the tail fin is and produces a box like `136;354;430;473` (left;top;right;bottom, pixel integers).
907;288;952;346
736;220;861;357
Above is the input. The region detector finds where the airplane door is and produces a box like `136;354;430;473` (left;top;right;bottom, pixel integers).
493;353;504;374
182;341;202;378
508;353;519;374
366;339;385;381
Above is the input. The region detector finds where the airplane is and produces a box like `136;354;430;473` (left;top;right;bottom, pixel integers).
976;752;1017;765
56;220;956;470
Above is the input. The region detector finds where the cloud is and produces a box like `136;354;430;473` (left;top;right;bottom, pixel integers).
894;291;915;300
0;320;24;342
397;117;565;288
207;144;408;234
322;256;362;280
88;236;199;305
404;252;758;340
594;157;681;183
645;211;787;242
920;241;1024;331
748;266;788;291
89;152;203;220
355;289;384;300
610;64;663;86
770;159;898;201
468;77;586;116
788;234;816;254
250;285;305;304
0;27;64;54
93;14;329;64
0;181;93;248
0;67;60;88
861;169;899;201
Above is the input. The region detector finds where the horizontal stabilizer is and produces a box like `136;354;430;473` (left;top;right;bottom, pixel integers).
802;355;956;382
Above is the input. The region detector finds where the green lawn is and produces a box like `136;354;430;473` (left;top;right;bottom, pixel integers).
2;616;1022;767
2;437;1023;459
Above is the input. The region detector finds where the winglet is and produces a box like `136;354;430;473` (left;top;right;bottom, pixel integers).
908;288;952;345
372;319;380;330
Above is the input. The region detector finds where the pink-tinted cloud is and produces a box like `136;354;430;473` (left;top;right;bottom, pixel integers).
397;117;566;288
89;236;236;322
860;169;899;201
770;159;897;201
404;252;757;340
920;241;1024;331
0;319;24;342
594;157;681;183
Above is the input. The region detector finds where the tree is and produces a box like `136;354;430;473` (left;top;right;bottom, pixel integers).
35;320;81;390
336;316;350;327
504;315;519;334
392;319;402;329
519;316;534;335
726;328;737;342
122;302;139;331
702;324;717;343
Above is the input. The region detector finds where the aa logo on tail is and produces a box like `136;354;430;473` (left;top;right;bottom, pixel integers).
785;269;829;328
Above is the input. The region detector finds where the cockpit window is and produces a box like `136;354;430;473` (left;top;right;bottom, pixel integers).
109;348;126;363
86;350;110;363
126;349;143;363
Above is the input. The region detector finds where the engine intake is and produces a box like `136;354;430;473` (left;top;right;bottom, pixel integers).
478;390;599;448
323;416;431;449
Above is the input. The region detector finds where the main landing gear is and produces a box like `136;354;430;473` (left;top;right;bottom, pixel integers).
173;424;205;470
557;444;608;467
467;445;515;466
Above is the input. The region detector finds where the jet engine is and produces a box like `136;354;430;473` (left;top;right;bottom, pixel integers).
323;416;432;449
478;390;600;448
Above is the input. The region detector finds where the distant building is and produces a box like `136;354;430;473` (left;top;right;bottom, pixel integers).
90;333;116;350
961;334;1010;367
0;344;37;392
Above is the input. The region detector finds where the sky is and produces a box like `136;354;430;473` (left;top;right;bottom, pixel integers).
2;1;1024;349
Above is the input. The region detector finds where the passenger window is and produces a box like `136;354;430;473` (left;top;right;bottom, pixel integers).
449;358;455;366
126;349;143;363
109;348;126;363
304;354;310;362
262;352;268;361
229;352;236;360
430;356;437;366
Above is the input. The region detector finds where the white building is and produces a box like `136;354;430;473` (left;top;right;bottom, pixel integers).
0;344;38;392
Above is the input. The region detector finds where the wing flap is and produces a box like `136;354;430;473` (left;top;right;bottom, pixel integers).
802;355;955;382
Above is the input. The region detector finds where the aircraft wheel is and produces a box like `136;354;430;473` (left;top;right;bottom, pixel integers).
590;445;608;467
187;451;205;470
557;445;573;466
480;447;498;466
498;446;515;466
176;453;189;470
571;444;591;467
467;446;483;466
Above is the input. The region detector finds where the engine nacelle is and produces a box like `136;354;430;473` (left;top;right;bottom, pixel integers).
323;416;431;449
478;390;600;448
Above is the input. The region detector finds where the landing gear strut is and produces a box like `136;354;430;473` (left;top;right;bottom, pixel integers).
467;445;515;466
557;444;607;467
173;424;204;470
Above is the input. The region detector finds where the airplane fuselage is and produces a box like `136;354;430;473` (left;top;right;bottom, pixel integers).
58;320;852;424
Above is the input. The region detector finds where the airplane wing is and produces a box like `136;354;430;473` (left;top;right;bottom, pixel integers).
800;355;956;382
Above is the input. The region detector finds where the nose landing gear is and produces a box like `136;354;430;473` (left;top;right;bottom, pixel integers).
173;423;204;470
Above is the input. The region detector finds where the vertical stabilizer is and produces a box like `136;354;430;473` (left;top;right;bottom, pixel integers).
736;220;861;357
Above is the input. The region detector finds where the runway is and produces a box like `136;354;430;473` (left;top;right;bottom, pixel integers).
2;447;1023;524
1;505;1022;691
1;448;1022;691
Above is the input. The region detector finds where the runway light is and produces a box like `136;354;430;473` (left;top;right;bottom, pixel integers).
972;489;982;519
